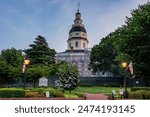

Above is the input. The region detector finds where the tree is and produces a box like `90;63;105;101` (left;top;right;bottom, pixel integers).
56;62;79;92
90;32;119;75
114;2;150;84
0;47;23;67
26;65;50;87
90;2;150;85
24;35;57;87
0;48;23;86
25;35;56;65
0;60;11;85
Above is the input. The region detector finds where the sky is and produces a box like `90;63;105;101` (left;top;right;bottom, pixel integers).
0;0;149;52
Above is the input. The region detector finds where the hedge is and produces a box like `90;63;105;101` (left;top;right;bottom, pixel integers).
136;90;147;99
145;91;150;99
128;92;143;99
42;88;64;97
131;87;150;92
0;88;25;98
25;91;44;98
129;90;150;99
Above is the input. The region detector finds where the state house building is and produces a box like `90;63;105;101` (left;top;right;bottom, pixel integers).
55;8;92;77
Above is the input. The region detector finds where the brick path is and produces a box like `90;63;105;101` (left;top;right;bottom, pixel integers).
85;93;109;100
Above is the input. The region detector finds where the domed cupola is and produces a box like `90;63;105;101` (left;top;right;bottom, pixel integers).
69;27;87;33
67;8;89;51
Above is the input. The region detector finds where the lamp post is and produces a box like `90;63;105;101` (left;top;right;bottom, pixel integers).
121;62;128;98
22;59;30;89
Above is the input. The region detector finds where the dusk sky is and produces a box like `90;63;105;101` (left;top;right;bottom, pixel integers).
0;0;149;52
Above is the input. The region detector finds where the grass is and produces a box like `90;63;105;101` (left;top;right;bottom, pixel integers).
74;86;131;98
75;86;120;94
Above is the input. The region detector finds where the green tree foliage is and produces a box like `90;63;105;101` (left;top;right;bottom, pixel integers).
114;2;150;81
0;47;23;67
0;60;11;85
25;35;56;65
90;33;119;75
56;62;79;92
0;48;23;85
26;65;50;87
90;2;150;84
24;35;57;87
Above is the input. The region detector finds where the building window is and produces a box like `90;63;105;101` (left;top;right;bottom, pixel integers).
75;41;78;47
83;33;85;36
76;33;79;35
69;43;71;48
83;42;86;48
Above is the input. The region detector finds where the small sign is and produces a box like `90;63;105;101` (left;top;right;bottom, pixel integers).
119;88;124;95
112;90;116;95
39;77;48;87
45;91;50;97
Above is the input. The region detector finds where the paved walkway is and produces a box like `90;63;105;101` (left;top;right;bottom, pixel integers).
85;93;110;100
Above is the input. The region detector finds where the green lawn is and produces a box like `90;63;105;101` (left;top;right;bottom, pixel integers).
74;86;130;95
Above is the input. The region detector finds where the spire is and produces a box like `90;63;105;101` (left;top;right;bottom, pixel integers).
75;1;82;24
77;1;80;12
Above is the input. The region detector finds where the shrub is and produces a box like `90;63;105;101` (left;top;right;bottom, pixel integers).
145;91;150;99
42;88;64;97
128;92;143;99
25;91;44;98
131;87;150;92
56;62;79;92
33;88;46;94
136;90;147;99
0;88;25;98
64;94;79;98
54;91;64;97
71;92;85;97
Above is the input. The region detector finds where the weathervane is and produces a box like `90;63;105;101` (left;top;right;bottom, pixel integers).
77;1;80;12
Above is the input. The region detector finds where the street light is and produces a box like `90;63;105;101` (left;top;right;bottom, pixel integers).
122;62;127;68
24;59;30;65
121;62;128;98
22;58;30;89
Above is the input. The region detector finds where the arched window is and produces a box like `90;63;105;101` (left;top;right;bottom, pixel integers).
69;43;71;48
83;42;86;48
75;41;78;47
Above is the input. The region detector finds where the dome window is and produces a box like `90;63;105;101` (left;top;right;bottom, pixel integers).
83;42;86;48
69;43;71;48
75;41;78;47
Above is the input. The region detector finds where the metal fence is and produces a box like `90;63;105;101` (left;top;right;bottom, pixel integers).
0;76;145;88
48;76;142;87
